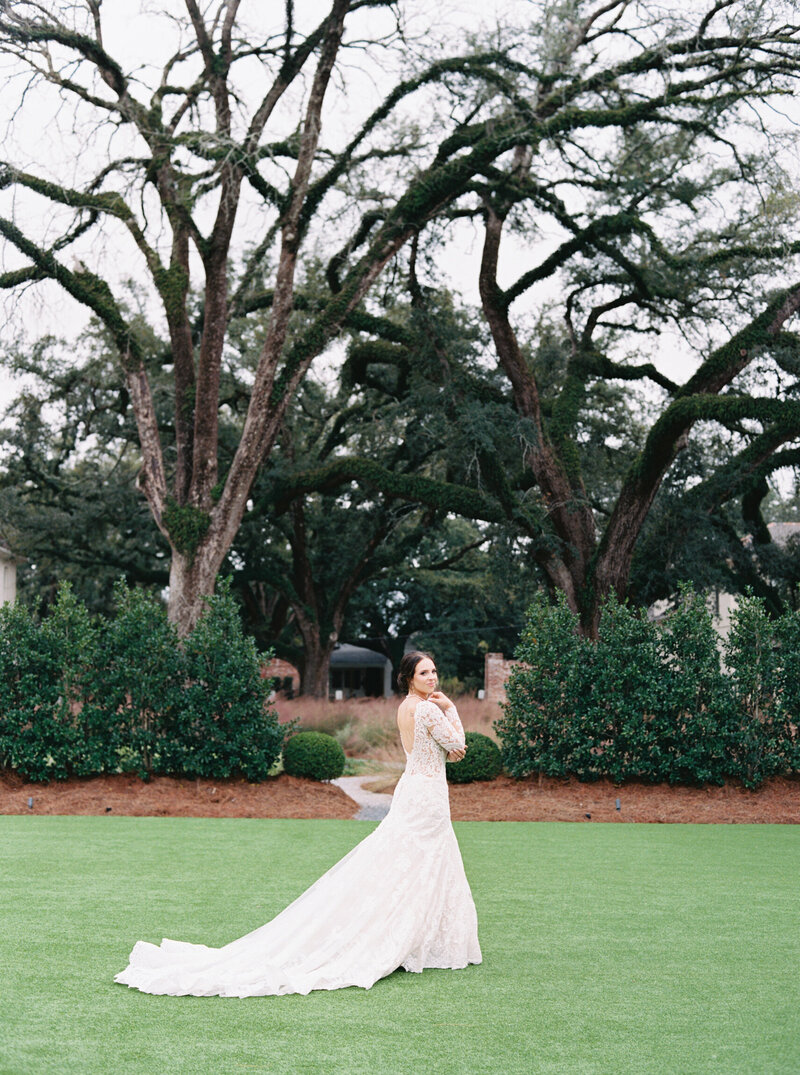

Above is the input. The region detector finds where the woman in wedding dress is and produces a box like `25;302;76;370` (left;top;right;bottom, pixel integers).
114;651;482;997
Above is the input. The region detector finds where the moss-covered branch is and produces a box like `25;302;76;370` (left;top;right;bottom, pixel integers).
589;352;679;394
0;265;45;288
684;425;800;515
267;455;544;533
0;215;140;369
503;211;655;308
0;165;166;284
1;16;129;98
299;51;525;235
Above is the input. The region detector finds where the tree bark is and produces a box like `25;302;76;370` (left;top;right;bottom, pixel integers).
479;204;596;617
298;632;337;698
587;282;800;631
167;545;222;634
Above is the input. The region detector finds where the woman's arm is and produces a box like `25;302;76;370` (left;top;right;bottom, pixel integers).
428;691;464;736
427;692;466;760
417;698;466;754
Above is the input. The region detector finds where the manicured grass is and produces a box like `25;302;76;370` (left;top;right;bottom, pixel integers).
1;818;798;1075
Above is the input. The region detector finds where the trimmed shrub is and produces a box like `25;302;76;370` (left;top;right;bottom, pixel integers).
654;584;734;786
96;581;184;777
0;583;105;782
587;591;666;784
723;593;787;788
283;731;346;781
0;578;287;783
773;609;800;773
497;590;589;780
446;731;503;783
171;581;286;782
496;585;800;789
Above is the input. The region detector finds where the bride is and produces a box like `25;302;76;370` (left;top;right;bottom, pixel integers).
114;651;482;997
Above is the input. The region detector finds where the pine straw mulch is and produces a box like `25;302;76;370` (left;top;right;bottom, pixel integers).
447;773;800;823
0;769;798;823
0;771;355;819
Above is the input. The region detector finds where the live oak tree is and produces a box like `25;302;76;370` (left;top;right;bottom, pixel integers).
251;290;574;683
342;519;542;689
0;0;543;633
232;483;421;697
309;0;800;633
229;290;539;694
470;1;800;632
230;375;444;696
3;0;800;639
1;309;514;694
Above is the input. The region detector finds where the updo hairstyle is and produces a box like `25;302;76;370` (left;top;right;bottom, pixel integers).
397;651;435;694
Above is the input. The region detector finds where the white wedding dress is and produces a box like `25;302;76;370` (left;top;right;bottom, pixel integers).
114;699;482;997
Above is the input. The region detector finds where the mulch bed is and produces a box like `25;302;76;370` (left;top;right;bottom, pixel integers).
1;769;798;822
0;771;355;819
448;773;800;823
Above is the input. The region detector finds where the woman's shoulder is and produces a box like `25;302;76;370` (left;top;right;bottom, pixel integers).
410;698;439;719
397;696;433;720
396;696;415;720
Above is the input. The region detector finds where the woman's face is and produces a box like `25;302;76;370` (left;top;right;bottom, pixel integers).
411;657;437;696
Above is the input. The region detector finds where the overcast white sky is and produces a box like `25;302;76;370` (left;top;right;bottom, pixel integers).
1;0;798;462
0;1;543;411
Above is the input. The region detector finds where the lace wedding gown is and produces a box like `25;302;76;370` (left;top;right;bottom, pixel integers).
114;699;482;997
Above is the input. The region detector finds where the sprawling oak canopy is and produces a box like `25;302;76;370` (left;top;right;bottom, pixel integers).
2;0;800;636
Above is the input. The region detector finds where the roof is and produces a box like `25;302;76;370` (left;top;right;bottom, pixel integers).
330;643;390;668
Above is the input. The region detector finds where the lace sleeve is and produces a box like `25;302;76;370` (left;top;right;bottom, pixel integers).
417;700;466;752
444;703;464;740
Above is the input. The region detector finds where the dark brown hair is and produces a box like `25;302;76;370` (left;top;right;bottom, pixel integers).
396;651;435;694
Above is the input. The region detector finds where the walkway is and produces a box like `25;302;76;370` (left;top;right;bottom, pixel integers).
331;775;393;821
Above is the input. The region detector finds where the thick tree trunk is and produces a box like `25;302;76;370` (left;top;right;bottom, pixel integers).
166;544;226;637
479;204;596;618
300;636;336;698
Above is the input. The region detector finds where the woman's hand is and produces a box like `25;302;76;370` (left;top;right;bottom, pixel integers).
428;690;454;712
447;748;466;762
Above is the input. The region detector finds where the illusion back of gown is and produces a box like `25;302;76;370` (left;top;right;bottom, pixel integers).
114;699;482;997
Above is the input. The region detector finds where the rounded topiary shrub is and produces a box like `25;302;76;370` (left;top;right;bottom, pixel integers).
282;731;346;781
446;731;503;784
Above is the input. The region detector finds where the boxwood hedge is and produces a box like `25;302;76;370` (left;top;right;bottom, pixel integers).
446;731;503;783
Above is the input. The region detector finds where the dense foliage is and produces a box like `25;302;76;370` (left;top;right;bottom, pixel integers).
282;731;346;782
445;732;503;784
0;309;541;696
497;587;800;789
3;2;800;644
0;581;285;783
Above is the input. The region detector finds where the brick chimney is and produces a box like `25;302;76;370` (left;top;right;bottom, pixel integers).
484;652;519;703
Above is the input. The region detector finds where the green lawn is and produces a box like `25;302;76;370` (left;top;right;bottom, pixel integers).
1;817;798;1075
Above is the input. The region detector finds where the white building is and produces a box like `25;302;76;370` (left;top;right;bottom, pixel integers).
1;542;18;605
649;521;800;642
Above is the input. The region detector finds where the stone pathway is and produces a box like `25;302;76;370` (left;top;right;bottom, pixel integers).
331;775;393;821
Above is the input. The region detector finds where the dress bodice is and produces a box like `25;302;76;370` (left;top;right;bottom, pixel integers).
403;699;466;779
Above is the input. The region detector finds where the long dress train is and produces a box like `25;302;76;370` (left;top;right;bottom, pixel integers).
114;699;482;997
